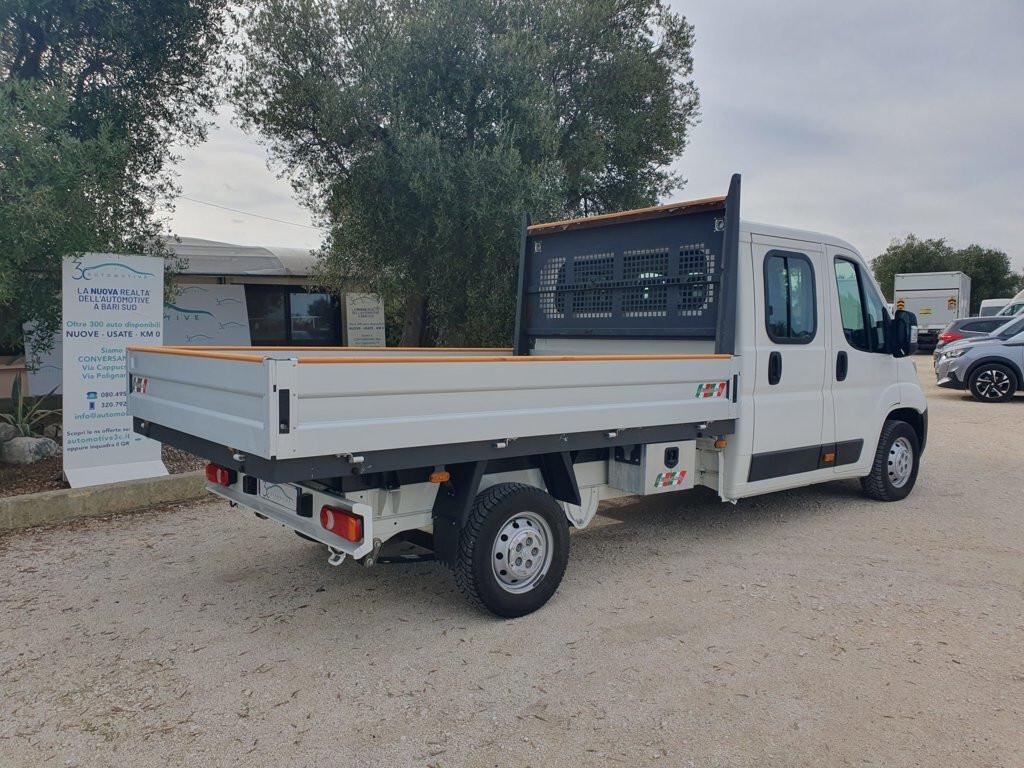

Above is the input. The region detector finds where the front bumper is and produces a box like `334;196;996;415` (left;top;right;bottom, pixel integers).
934;355;967;390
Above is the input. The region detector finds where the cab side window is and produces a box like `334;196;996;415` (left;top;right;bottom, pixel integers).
835;257;887;353
863;277;888;351
764;251;816;344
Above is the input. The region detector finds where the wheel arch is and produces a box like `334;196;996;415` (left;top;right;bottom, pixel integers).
431;452;581;567
964;356;1023;389
886;406;928;454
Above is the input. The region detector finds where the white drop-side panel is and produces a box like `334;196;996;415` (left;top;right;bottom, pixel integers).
129;349;739;461
280;356;738;457
128;352;274;457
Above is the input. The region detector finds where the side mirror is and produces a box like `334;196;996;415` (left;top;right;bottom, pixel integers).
890;310;918;357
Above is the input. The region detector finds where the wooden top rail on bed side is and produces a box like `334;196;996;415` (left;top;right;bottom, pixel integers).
127;346;732;364
527;195;727;235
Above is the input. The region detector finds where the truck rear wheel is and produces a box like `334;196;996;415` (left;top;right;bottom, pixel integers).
860;419;920;501
452;483;569;618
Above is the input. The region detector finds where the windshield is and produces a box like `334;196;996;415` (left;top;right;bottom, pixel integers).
992;315;1024;338
996;301;1024;317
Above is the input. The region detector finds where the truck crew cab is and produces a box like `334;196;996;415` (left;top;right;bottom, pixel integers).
129;175;927;617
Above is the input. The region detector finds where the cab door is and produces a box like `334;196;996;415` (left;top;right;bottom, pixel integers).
748;236;831;484
828;247;898;473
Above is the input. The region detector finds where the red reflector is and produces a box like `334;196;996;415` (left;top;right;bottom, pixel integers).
320;505;363;542
938;331;964;344
205;463;237;487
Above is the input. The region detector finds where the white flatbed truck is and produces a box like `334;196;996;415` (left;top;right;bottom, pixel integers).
129;176;928;617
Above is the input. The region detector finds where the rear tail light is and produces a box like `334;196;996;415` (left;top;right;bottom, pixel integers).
205;463;237;487
938;331;964;345
320;505;363;542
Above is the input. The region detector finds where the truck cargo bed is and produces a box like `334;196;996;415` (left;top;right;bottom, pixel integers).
129;345;739;481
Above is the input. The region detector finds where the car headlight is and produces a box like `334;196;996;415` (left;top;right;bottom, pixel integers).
942;348;967;359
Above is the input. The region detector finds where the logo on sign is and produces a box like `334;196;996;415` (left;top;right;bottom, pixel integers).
70;257;154;281
164;303;216;321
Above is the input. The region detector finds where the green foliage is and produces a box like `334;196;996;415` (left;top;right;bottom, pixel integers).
872;235;1023;313
872;236;956;300
0;376;60;437
233;0;699;345
956;244;1024;313
0;0;231;355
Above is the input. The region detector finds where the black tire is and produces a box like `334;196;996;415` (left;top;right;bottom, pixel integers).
860;419;920;502
967;363;1018;403
452;483;569;618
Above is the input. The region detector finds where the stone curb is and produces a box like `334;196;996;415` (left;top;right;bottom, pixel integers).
0;470;207;532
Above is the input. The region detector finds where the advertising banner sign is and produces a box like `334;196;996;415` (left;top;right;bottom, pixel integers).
343;292;386;346
62;253;167;487
163;284;251;346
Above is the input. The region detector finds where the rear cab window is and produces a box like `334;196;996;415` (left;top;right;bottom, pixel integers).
764;251;816;344
962;319;1002;333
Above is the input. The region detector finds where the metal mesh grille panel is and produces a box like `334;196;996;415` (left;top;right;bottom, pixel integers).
524;206;725;339
622;249;669;316
571;253;615;317
678;243;715;317
538;256;566;319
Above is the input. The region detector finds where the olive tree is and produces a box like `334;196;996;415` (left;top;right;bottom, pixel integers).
233;0;700;345
0;0;231;354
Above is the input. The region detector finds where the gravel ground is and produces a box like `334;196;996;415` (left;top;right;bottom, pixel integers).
1;359;1022;768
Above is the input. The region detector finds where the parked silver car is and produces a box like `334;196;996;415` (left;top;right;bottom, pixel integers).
934;315;1008;354
935;315;1024;402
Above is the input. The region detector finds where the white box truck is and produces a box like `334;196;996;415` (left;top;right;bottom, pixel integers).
128;175;928;617
893;271;971;351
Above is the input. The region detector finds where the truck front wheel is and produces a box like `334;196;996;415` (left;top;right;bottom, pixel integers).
452;483;569;618
860;419;920;501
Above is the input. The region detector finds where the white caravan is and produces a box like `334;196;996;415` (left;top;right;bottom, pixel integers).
128;176;927;617
996;289;1024;317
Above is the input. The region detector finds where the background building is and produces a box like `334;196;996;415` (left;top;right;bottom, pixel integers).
12;240;382;398
164;237;342;347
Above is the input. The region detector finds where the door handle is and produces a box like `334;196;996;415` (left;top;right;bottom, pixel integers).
836;351;848;382
768;351;782;385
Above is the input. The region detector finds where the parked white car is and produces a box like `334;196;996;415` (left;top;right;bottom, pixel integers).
995;288;1024;317
979;298;1011;316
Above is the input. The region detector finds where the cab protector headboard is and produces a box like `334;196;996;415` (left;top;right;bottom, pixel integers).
514;174;740;355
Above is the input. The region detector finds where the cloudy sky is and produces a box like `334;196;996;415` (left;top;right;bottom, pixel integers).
165;0;1024;270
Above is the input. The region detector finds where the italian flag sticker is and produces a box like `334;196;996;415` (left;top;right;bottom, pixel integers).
654;470;688;488
695;381;728;399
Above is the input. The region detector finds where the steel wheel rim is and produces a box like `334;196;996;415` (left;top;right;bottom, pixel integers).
887;436;914;488
975;368;1012;399
491;511;553;594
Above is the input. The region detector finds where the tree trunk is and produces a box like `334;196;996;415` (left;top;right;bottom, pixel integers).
400;294;426;347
